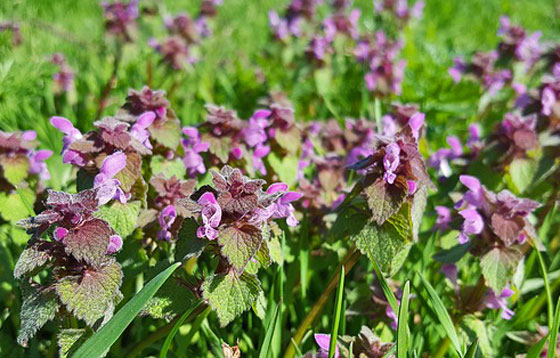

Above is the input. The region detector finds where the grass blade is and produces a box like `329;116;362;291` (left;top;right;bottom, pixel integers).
548;296;560;358
258;302;280;358
397;281;410;358
372;259;399;315
464;339;478;358
73;262;181;358
535;248;554;326
201;319;224;358
328;266;345;358
159;300;203;358
417;272;463;357
527;334;548;358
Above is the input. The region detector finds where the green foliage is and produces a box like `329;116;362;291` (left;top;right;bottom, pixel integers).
480;247;522;294
218;224;262;272
95;200;141;238
150;155;187;179
17;283;58;346
202;270;262;327
0;188;35;223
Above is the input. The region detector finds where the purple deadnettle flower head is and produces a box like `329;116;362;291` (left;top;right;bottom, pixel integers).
130;112;156;150
243;109;271;147
28;149;53;180
106;234;123;254
252;144;271;176
182;127;210;177
158;205;177;241
94;151;128;206
382;115;397;137
197;192;222;240
50;116;84;165
441;263;458;285
542;86;556;116
485;288;515;320
314;333;339;358
408;112;425;140
434;206;451;231
266;183;303;227
382;142;401;184
448;57;466;83
458;208;484;244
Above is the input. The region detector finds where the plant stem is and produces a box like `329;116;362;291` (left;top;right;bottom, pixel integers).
284;247;361;358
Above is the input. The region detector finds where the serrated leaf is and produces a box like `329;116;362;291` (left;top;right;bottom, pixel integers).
149;119;181;150
363;178;407;225
58;329;88;358
351;204;412;276
480;247;522;293
509;158;537;194
150;155;186;179
202;271;262;326
95;201;141;238
17;284;59;346
218;224;262;271
0;188;36;224
14;242;51;279
268;234;283;265
142;279;193;320
1;155;29;186
206;135;232;163
114;151;142;192
56;261;123;326
252;289;267;320
63;219;113;267
273;127;301;154
175;218;207;261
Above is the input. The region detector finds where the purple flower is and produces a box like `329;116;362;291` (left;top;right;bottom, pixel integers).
408;112;425;140
50;116;84;165
448;57;466;83
485;288;514;320
106;234;123;254
197;192;221;240
130;112;156;150
266;182;303;227
182;127;210;177
243;109;271;147
53;227;69;241
22;130;37;141
383;142;400;184
28;149;53;180
467;124;482;150
542;86;556;116
158;205;177;241
458;208;484;244
459;175;485;208
252;144;270;176
441;263;458;285
382;115;397;137
385;302;399;330
314;333;339;358
434;206;451;231
94;151;128;205
308;36;331;60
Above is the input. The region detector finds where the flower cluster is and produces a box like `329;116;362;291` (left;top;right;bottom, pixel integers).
14;189;123;345
0;21;22;46
0;130;52;188
51;53;74;94
373;0;424;23
101;0;139;42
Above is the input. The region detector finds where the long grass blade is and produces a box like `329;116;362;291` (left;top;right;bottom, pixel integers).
417;271;463;357
464;339;478;358
73;262;182;358
535;248;554;326
527;334;549;358
372;259;399;315
328;266;345;358
258;302;280;358
397;281;410;358
159;300;203;358
548;296;560;358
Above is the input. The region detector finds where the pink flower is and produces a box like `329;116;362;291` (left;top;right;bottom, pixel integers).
197;192;221;240
28;149;53;180
252;144;270;176
130;111;156;150
434;206;451;231
50;116;84;166
94;151;128;205
266;183;303;227
383;142;401;184
485;288;514;320
158;205;177;241
314;333;339;358
458;208;483;244
182;127;209;177
106;235;123;254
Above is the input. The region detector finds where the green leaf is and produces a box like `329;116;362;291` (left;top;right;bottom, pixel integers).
72;262;181;358
396;281;410;358
461;315;492;357
202;270;262;327
480;247;522;293
351;204;412;276
206;135;232;163
95;201;141;238
0;188;36;224
273;127;301;154
14;242;51;279
464;339;478;358
17;284;59;347
63;218;114;267
433;243;471;264
175;218;207;261
56;261;123;326
417;272;463;357
526;334;548;358
218;224;262;271
363;178;407;225
0;155;29;186
508;158;537;194
267;152;299;186
329;266;345;358
150;155;186;179
149;119;181;150
58;329;88;358
159;300;203;358
142;279;193;320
